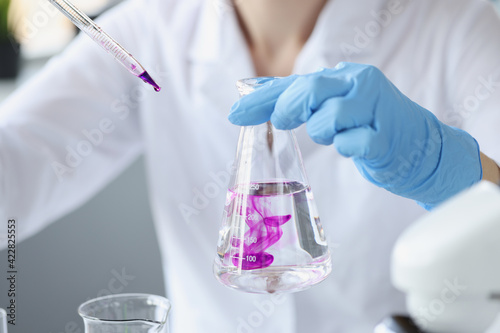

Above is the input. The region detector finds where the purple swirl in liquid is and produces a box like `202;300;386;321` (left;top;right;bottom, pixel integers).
231;190;292;270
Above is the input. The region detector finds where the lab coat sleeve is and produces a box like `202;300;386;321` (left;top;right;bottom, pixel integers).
444;1;500;165
0;0;149;249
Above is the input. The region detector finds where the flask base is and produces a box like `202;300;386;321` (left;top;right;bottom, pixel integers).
213;255;332;294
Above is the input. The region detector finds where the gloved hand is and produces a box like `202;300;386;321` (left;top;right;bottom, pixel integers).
228;62;482;209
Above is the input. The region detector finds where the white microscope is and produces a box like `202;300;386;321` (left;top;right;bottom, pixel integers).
376;181;500;333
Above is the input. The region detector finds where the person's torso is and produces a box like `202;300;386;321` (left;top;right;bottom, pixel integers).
119;0;489;331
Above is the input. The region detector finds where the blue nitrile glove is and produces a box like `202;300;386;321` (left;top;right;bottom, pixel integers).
229;63;482;209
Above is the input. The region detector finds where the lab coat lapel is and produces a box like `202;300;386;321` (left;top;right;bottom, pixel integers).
186;0;383;110
293;0;392;74
187;0;255;114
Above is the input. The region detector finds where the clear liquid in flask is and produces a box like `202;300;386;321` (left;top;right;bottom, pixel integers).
214;181;331;294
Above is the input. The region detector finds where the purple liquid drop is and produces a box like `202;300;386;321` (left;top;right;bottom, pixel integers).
139;71;161;92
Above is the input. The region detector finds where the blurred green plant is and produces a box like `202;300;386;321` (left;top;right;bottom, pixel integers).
0;0;11;42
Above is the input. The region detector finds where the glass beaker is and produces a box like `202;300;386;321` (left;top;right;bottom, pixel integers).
213;78;332;294
78;293;171;333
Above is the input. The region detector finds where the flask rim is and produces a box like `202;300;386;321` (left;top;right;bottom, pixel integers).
236;77;282;96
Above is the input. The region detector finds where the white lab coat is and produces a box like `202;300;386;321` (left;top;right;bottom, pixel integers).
1;0;500;331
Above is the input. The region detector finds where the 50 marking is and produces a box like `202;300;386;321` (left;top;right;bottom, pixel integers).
249;184;260;190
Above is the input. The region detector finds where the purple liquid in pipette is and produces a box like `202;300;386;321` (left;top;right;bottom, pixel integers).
139;71;161;92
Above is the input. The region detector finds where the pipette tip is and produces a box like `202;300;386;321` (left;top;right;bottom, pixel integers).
139;71;161;92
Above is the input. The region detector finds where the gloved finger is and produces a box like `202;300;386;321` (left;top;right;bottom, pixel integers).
306;94;376;145
228;76;298;126
328;84;378;133
333;62;380;83
332;126;377;158
327;63;385;131
305;103;337;145
271;73;353;130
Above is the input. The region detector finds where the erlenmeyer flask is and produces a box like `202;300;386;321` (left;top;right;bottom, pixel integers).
78;293;171;333
213;78;332;294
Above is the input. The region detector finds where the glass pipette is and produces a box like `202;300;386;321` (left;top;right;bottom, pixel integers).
48;0;161;92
